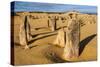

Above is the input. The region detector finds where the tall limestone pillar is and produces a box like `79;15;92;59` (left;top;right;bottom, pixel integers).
48;16;56;31
19;15;29;49
62;13;79;61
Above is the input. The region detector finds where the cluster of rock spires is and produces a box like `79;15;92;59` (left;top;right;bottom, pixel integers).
13;11;97;61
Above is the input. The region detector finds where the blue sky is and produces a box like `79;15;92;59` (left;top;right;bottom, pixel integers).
11;1;97;14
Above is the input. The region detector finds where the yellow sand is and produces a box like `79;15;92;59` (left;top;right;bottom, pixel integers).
11;12;97;65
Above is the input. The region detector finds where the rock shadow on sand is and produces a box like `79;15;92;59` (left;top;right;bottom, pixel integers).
79;34;97;56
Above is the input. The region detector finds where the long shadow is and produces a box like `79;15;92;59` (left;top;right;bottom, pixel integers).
30;28;59;38
28;33;57;44
79;34;97;56
31;31;57;38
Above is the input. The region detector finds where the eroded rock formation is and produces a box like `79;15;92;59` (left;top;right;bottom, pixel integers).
12;11;97;61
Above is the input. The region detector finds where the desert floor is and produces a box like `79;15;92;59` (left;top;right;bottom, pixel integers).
11;13;97;65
